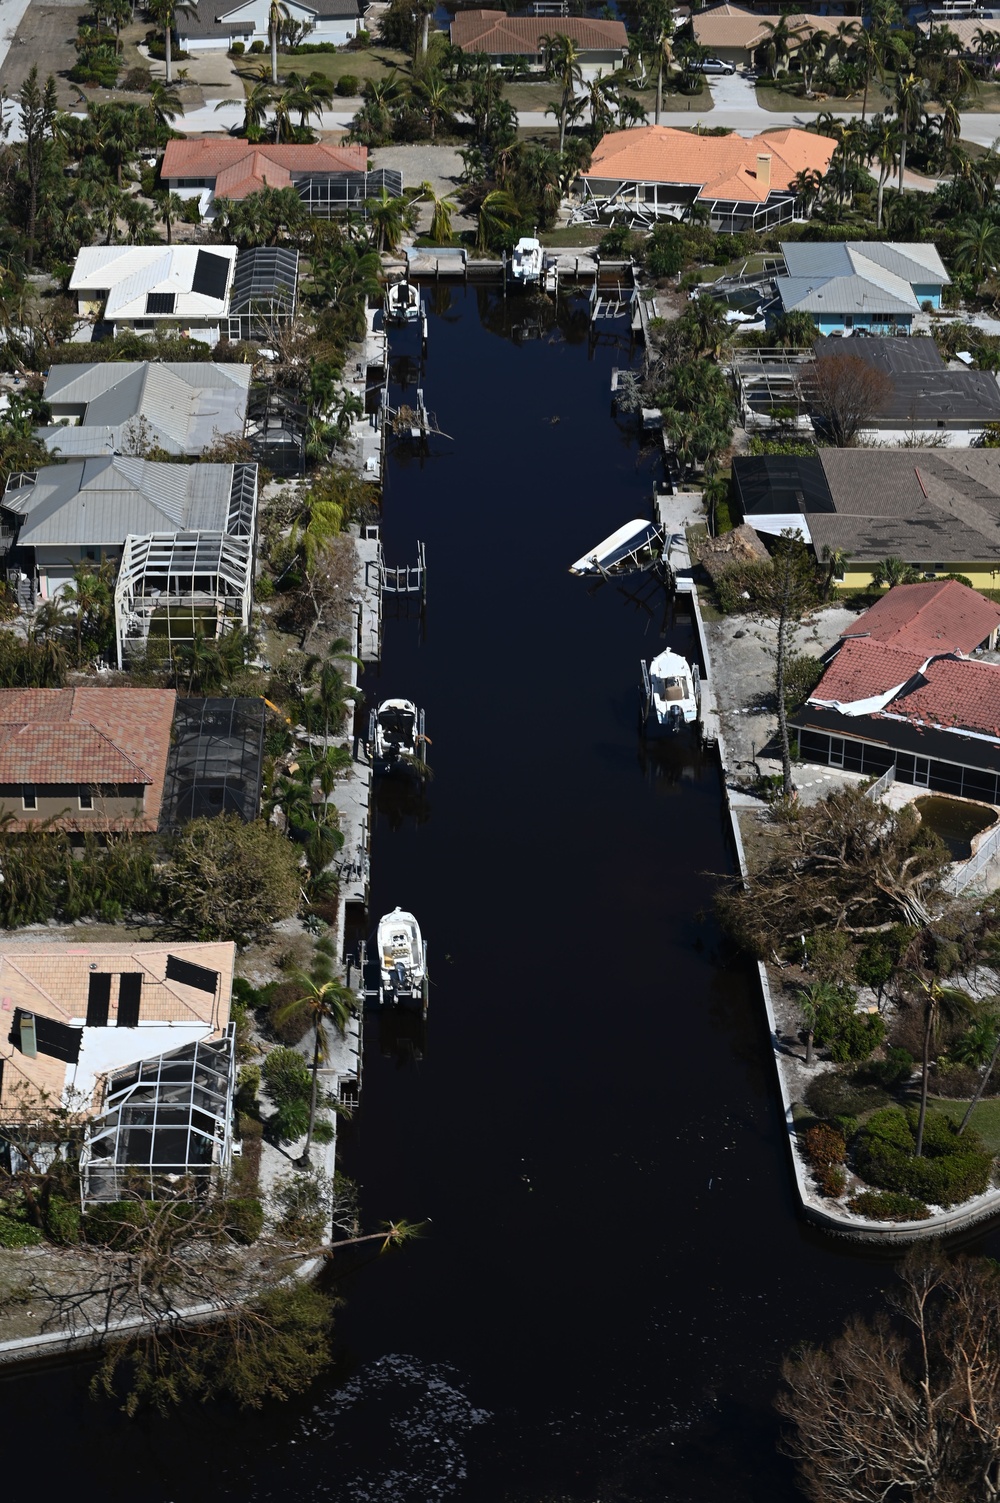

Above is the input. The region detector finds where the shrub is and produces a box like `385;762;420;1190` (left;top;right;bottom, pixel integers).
831;1114;859;1142
162;815;302;943
311;1117;335;1145
45;1194;81;1245
803;1122;846;1170
224;1197;264;1245
236;1062;261;1116
263;1045;311;1107
249;38;265;52
230;40;245;53
804;1067;891;1121
847;1189;931;1221
0;1211;42;1247
123;65;153;91
862;1047;913;1091
273;1169;330;1239
267;1096;311;1145
855;1106;992;1208
814;1163;846;1197
645;227;686;279
264;980;310;1045
335;73;359;95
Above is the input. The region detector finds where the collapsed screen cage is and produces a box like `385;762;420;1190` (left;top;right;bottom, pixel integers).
159;696;266;830
114;530;254;665
79;1026;236;1205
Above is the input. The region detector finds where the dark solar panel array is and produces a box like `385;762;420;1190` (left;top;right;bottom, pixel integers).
192;249;231;301
145;291;176;314
159;696;266;830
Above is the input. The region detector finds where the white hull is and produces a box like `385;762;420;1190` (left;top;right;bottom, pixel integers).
648;647;698;729
571;518;664;576
385;282;422;323
372;697;422;771
377;907;426;1001
510;236;544;284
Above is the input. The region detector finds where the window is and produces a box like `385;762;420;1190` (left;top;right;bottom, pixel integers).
22;786;36;810
79;787;94;810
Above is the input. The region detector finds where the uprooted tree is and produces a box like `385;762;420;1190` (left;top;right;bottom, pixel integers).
716;785;953;958
778;1249;1000;1503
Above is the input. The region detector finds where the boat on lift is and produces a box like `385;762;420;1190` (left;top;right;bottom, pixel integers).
368;697;427;774
377;907;427;1008
510;235;545;285
644;647;699;731
385;279;422;324
570;518;665;577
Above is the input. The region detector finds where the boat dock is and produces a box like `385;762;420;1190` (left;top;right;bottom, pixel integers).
655;491;720;749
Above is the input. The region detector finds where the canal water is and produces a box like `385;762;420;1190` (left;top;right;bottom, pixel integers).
7;287;1000;1501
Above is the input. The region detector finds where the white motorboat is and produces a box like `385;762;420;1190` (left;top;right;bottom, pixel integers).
570;518;665;576
646;647;699;730
510;236;544;284
377;907;427;1006
370;697;426;773
385;280;422;324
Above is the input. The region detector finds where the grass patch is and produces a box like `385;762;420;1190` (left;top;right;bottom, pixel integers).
931;1097;1000;1155
271;46;410;89
755;80;891;113
538;227;599;247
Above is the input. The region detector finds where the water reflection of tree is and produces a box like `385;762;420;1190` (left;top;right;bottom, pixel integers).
473;288;596;348
373;774;432;832
637;731;707;790
377;1008;427;1066
389;354;422;394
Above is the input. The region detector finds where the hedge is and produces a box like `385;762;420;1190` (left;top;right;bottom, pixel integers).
847;1189;931;1222
855;1106;992;1208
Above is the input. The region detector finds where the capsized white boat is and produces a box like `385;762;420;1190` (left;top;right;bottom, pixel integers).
570;518;665;576
370;697;425;772
648;647;699;729
510;236;544;284
385;279;421;323
377;907;427;1004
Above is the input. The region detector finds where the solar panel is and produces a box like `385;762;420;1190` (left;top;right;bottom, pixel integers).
166;953;219;995
118;973;142;1027
146;292;176;314
192;250;231;301
12;1009;83;1063
87;972;111;1027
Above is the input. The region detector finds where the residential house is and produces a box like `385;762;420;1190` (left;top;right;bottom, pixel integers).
811;337;1000;444
37;361;252;459
774;241;951;334
0;686;176;832
0;940;236;1203
69;244;299;344
161;137;402;219
732;449;1000;590
1;454;257;600
577;126;836;231
449;9;627;71
177;0;364;50
689;4;860;71
790;582;1000;802
734;337;1000;445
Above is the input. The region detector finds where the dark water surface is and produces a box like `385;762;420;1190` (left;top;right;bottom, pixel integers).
7;288;1000;1502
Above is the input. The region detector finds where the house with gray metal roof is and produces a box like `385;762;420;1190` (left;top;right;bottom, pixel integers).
1;456;257;621
37;362;252;458
774;241;950;335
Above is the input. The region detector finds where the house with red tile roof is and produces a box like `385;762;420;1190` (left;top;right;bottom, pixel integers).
450;9;627;66
790;583;1000;803
576;125;836;232
0;687;176;833
160;138;399;219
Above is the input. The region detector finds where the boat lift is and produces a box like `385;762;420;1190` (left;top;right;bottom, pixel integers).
640;657;702;735
354;935;429;1016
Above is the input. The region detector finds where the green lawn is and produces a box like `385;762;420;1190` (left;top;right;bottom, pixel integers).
538;226;600;247
271;46;410;90
931;1097;1000;1155
755;80;892;114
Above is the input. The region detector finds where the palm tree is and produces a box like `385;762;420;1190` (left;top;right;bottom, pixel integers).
154;189;186;245
895;70;929;191
652;20;674;126
797;33;823;96
476;187;519;251
61;560;114;664
222;78;273;140
148;79;183;128
952;214;1000;283
540;32;582;153
904;962;974;1157
418;180;457;244
282;69;334;129
757;16;807;80
868;113;899;229
147;0;197;86
268;0;290;85
172;629;228;694
797;980;841;1068
412;69;458;143
365;186;406;252
277;973;358;1166
852;26;886;124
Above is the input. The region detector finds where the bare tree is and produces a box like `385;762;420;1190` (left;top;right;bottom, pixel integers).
778;1250;1000;1503
753;532;820;794
799;354;893;447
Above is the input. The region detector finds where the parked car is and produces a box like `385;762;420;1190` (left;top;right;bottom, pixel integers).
691;57;736;75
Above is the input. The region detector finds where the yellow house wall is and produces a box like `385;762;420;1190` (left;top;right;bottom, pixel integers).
838;564;1000;591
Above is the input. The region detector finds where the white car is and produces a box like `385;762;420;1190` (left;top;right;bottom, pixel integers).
692;57;736;75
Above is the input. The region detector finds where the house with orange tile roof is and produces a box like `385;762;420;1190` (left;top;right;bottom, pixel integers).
687;5;860;71
160;138;401;220
0;687;176;833
449;9;627;69
0;940;237;1202
790;582;1000;803
576;125;836;232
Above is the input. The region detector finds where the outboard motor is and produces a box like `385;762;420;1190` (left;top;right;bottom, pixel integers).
392;960;409;993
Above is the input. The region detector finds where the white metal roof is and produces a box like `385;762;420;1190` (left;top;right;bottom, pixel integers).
70;246;239;320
